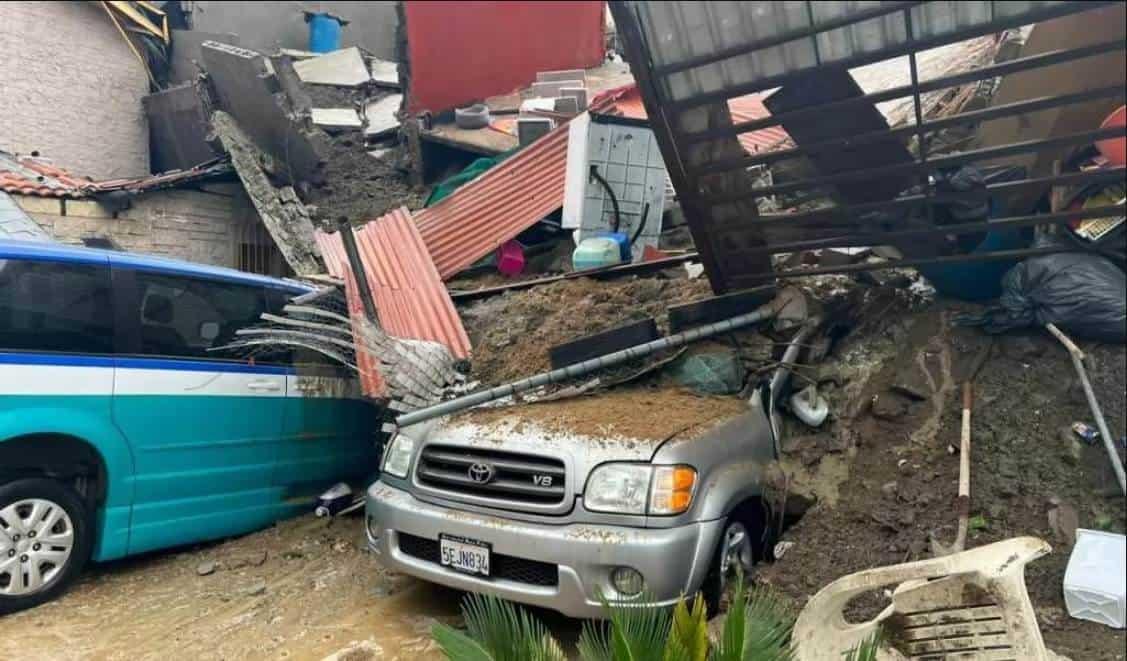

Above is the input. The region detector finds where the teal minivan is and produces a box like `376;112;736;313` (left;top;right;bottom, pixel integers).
0;239;380;613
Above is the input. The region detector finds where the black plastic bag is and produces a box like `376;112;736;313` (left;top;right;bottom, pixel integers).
955;240;1126;343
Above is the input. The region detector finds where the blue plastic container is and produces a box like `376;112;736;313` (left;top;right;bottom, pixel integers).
308;13;343;53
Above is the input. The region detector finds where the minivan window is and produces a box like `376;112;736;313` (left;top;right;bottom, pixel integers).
0;258;114;354
133;271;268;359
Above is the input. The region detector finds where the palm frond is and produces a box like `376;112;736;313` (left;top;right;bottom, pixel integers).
579;590;673;661
843;629;884;661
434;593;565;661
665;594;709;661
740;586;796;661
710;578;748;661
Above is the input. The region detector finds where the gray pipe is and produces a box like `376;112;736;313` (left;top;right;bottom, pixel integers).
395;303;780;427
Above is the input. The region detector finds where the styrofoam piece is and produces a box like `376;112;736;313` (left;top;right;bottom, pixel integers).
364;94;403;137
529;80;584;98
519;98;557;113
1064;529;1126;628
537;68;586;84
311;107;362;129
293;47;370;86
369;58;400;87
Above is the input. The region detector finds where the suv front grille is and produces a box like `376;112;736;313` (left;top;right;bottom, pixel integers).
416;444;566;506
397;533;559;587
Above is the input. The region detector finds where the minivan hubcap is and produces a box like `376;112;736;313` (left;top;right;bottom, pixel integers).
0;499;75;596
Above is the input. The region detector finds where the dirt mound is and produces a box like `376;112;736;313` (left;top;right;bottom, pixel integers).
459;275;713;387
755;297;1127;659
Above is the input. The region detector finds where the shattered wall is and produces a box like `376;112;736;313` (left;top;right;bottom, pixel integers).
0;1;150;179
12;188;259;268
186;1;399;61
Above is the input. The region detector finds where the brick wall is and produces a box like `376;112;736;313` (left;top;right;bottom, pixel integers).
0;2;150;179
13;186;259;269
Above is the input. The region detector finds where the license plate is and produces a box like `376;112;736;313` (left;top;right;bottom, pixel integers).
439;534;491;577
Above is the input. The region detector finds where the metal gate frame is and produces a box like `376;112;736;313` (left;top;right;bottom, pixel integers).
611;1;1126;292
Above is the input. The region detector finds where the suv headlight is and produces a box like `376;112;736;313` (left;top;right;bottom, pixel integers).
381;434;415;478
584;463;697;515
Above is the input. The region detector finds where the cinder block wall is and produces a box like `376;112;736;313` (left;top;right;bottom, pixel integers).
14;188;258;268
0;2;150;179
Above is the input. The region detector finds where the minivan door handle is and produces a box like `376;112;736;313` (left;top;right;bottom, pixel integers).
247;379;282;392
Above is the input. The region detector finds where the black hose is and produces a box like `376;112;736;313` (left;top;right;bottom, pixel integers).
590;165;623;233
630;202;650;246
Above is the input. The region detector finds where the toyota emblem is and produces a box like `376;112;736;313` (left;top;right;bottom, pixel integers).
467;462;496;484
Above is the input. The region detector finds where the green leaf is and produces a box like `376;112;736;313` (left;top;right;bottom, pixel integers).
842;630;884;661
968;515;988;532
581;589;672;661
439;593;565;661
711;578;748;661
740;586;796;661
665;595;709;661
432;623;494;661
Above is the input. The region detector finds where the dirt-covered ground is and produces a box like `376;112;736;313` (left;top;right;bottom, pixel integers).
755;280;1127;660
0;515;460;661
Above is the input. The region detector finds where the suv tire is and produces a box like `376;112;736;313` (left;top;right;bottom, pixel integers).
702;501;772;615
0;478;92;614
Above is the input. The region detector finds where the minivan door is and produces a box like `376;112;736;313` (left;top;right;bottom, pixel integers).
266;287;380;502
111;268;287;554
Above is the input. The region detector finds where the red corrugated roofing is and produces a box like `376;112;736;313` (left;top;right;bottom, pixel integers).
590;85;789;154
414;123;572;280
316;207;471;396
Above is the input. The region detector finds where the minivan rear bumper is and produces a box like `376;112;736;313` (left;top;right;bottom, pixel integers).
366;480;724;619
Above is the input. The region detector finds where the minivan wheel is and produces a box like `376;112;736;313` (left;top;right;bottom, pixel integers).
0;478;91;614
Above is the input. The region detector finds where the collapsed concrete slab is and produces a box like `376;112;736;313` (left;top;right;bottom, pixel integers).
312;108;363;130
364;94;402;138
293;47;370;86
212;111;322;275
201;41;324;183
143;83;219;172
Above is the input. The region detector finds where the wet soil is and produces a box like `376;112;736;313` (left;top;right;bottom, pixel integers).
304;134;424;226
756;293;1127;660
458;275;713;387
464;384;751;442
0;515;459;661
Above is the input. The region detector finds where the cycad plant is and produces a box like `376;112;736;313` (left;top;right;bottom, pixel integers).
430;575;848;661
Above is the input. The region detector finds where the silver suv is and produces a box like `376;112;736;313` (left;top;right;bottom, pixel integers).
365;387;778;618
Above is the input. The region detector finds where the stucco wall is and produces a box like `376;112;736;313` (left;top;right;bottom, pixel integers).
0;2;150;179
187;1;399;61
14;187;257;269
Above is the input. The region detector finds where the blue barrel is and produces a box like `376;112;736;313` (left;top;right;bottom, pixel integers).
308;13;342;53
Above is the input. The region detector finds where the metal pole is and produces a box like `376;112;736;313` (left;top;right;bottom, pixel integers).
1047;324;1126;494
336;218;377;321
395;302;781;428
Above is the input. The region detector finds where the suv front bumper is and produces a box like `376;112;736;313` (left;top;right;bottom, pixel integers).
366;480;724;619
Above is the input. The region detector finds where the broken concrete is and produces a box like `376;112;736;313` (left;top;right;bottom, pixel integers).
293;47;370;87
364;94;403;138
311;108;363;130
369;57;399;88
211;111;322;275
169;29;239;84
142;83;219;172
201;41;324;183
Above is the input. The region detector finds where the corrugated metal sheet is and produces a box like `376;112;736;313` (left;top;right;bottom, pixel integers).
630;1;1061;102
414;124;572;280
315;206;471;361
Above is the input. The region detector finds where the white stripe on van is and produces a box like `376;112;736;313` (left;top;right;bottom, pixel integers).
0;364;113;396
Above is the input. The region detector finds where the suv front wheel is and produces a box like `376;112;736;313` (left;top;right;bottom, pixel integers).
0;478;91;614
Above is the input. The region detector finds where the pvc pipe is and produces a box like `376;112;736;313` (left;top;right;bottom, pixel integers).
395;303;779;428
